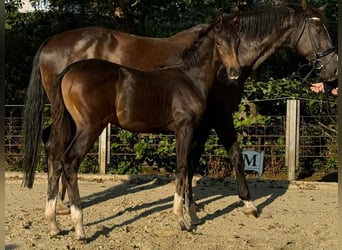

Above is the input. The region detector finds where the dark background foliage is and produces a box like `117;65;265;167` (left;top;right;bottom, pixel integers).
5;0;338;104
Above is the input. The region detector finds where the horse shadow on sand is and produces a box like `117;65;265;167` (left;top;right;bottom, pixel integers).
69;175;289;243
79;176;175;242
193;178;289;222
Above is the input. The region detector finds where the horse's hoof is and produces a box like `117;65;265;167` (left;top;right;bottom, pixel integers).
75;237;88;244
193;202;201;212
56;200;71;216
56;208;71;216
49;230;62;239
191;217;202;226
241;200;259;218
189;213;201;225
179;220;192;231
243;209;259;218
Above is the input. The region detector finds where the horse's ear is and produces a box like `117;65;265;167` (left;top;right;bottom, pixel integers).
318;4;327;13
215;13;224;31
232;16;239;27
301;0;308;11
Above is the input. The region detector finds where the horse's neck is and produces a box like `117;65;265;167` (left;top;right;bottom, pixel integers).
239;22;296;70
182;35;218;99
169;24;209;41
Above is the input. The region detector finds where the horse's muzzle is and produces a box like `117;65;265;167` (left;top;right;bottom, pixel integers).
227;68;240;80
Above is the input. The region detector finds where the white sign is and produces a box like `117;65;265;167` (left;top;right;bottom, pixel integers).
242;150;264;177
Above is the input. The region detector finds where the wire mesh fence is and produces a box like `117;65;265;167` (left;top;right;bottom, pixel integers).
5;100;337;179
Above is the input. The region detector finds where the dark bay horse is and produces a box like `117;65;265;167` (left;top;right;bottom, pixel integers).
24;15;240;240
186;1;337;213
22;1;337;224
22;13;260;217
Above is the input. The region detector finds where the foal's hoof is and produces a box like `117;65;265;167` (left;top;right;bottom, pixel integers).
179;220;192;232
188;211;201;225
56;208;71;216
193;202;201;212
243;209;259;218
75;237;88;244
56;200;71;215
190;216;202;226
241;200;259;218
49;231;62;239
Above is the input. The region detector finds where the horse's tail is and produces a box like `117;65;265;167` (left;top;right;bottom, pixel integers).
49;66;75;166
21;38;51;188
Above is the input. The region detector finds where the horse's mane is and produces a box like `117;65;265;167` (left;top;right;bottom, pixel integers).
235;3;305;39
180;15;238;68
180;25;212;68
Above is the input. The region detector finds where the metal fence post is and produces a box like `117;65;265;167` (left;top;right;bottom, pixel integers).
285;99;300;181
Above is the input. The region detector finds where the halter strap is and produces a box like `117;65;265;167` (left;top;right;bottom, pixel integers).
316;47;336;59
294;16;336;83
294;17;336;64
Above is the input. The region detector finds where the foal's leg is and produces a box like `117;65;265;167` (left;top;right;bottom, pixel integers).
43;125;71;215
43;126;65;236
57;119;75;209
56;174;69;215
213;116;259;217
173;125;194;231
61;126;101;240
59;174;67;200
185;116;213;225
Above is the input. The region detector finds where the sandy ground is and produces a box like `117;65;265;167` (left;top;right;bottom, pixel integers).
5;172;337;250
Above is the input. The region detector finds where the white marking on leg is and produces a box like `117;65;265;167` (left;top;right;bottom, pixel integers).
173;193;183;216
242;200;259;217
173;193;190;230
70;205;86;240
45;198;60;236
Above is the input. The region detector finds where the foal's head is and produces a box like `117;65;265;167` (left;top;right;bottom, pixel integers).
213;14;241;80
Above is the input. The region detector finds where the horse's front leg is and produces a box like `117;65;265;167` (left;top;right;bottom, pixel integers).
228;141;259;217
174;125;194;231
214;116;259;217
185;116;213;225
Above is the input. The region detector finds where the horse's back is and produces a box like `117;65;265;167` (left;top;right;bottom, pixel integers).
40;25;207;75
40;27;118;72
61;59;206;132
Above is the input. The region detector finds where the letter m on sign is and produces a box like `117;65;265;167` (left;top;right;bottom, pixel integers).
242;150;264;177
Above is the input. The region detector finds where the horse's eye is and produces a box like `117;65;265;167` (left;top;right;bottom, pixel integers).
316;27;323;34
216;40;223;46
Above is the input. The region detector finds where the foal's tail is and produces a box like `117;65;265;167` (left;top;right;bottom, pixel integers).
21;38;51;188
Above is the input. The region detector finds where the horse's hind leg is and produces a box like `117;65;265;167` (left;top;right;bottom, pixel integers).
46;160;63;236
43;125;70;215
214;116;259;217
61;127;101;241
59;174;67;200
56;174;69;215
43;125;64;236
